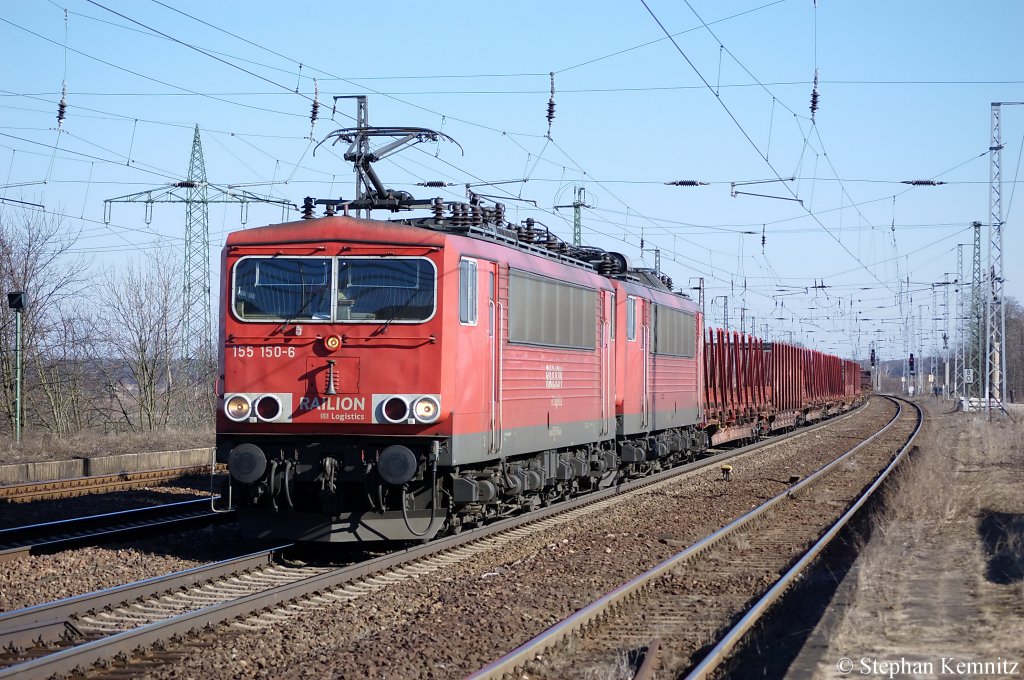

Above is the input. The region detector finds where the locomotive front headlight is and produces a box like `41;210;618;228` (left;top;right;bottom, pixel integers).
381;396;410;424
254;394;282;422
225;394;251;422
412;396;441;424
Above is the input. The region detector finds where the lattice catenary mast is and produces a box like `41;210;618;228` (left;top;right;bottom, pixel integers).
969;220;984;403
985;102;1022;415
554;186;590;247
954;244;965;401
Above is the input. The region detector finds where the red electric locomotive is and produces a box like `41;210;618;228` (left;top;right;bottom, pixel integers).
218;207;704;542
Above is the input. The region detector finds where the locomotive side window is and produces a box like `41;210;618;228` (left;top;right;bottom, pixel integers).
488;272;495;336
459;258;478;325
626;296;637;342
609;293;615;340
233;257;331;321
508;270;596;350
652;304;696;357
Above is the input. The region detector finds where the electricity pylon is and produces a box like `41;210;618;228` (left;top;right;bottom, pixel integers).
104;125;293;360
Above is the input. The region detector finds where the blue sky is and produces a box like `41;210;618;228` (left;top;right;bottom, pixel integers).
2;0;1022;362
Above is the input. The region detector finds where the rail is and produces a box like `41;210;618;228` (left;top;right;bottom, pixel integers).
684;396;923;679
0;498;231;563
467;396;916;679
0;466;220;503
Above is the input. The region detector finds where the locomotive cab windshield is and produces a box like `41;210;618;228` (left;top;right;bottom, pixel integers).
232;255;437;323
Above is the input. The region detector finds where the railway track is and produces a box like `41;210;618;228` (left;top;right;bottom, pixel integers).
0;499;232;563
0;466;219;503
0;405;867;679
468;395;922;679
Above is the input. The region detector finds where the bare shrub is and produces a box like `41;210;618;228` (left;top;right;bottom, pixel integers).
3;424;214;464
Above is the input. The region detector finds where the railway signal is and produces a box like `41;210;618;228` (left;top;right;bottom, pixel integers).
7;291;25;444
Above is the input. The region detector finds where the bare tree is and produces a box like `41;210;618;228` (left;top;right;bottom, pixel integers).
32;312;98;436
0;208;92;439
91;250;182;432
1006;297;1023;403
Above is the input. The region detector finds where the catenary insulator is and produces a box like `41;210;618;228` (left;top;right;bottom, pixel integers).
310;79;320;137
57;81;67;128
546;72;556;137
809;68;820;122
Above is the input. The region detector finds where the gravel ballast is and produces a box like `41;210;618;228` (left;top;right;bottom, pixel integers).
0;399;894;679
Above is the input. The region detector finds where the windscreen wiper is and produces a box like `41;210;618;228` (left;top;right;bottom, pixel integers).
274;282;329;335
370;288;421;337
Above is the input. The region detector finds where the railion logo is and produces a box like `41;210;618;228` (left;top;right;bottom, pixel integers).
545;364;563;389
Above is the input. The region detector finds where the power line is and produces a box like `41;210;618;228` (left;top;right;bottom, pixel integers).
0;16;307;121
84;0;306;103
639;0;955;298
558;0;787;74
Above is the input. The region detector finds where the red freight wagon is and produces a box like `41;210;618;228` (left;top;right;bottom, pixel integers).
703;329;769;446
